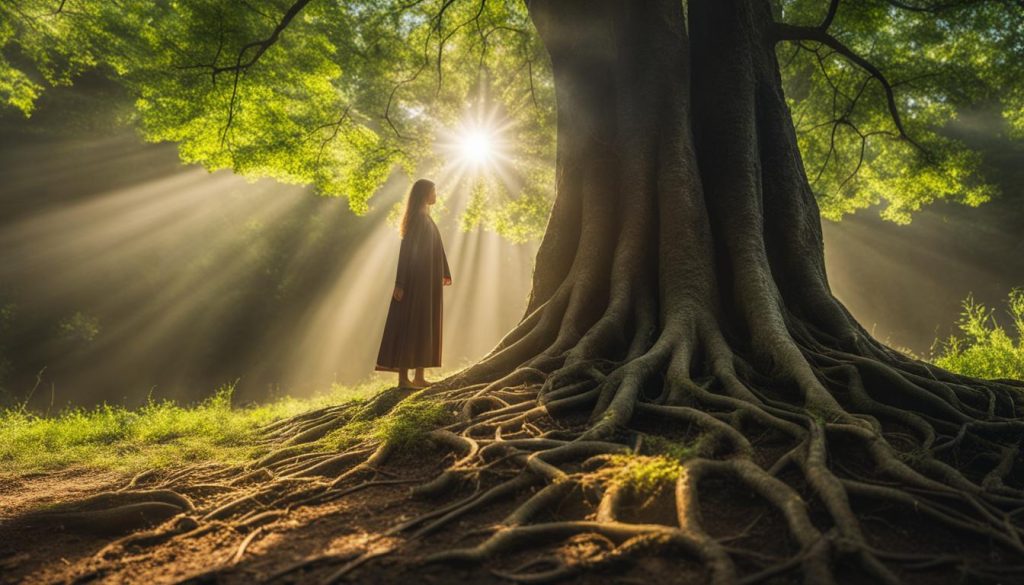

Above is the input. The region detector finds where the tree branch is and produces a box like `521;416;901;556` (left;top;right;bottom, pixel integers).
773;22;927;155
311;106;352;168
210;0;313;79
819;0;840;31
209;0;313;148
434;0;488;97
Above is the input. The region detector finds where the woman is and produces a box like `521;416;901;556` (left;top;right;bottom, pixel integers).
376;179;452;388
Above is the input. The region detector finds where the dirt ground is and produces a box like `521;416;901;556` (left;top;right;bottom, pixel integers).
0;450;700;585
0;448;1019;585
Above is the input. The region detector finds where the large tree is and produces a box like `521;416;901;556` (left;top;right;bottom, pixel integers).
5;0;1024;582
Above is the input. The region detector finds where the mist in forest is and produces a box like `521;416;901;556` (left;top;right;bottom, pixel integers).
1;81;1020;409
0;79;536;407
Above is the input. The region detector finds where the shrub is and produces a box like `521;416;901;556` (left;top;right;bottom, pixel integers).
933;289;1024;381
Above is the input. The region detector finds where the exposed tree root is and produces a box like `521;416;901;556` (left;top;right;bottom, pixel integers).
47;334;1024;584
18;490;195;536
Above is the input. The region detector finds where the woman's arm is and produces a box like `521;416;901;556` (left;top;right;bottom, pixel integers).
441;245;452;286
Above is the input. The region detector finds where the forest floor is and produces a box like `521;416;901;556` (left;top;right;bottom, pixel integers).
0;432;1003;585
0;446;701;585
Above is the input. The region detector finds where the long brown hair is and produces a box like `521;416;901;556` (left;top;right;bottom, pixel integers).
400;178;435;238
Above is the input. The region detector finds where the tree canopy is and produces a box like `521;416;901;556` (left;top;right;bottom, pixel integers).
2;0;1022;232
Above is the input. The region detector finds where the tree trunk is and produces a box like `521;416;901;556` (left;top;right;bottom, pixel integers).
452;0;891;416
417;0;1024;581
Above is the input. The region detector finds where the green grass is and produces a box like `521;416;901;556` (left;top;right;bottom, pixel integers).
932;289;1024;381
0;380;387;476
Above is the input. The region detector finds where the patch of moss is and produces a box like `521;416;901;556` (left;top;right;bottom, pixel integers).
319;396;453;452
374;398;453;448
598;454;686;495
320;419;375;450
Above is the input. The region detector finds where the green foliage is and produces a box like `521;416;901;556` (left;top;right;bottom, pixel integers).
0;2;97;116
0;380;385;475
488;188;551;244
777;0;1022;222
2;1;1021;235
456;177;552;243
459;180;490;232
933;289;1024;381
0;52;42;115
0;0;553;229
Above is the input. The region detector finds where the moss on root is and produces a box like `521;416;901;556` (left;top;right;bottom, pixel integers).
319;396;454;453
596;454;685;495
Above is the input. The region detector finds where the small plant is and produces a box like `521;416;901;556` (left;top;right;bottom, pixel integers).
933;289;1024;381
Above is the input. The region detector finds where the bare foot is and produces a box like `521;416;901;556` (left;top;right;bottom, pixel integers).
411;379;432;388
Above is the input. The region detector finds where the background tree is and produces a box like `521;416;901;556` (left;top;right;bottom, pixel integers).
3;0;1024;582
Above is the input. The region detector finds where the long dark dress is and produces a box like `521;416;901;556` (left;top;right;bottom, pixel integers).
375;214;451;371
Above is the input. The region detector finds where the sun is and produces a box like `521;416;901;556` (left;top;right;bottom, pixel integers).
457;128;496;166
436;106;514;183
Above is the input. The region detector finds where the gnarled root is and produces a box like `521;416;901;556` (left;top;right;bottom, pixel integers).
43;305;1024;585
